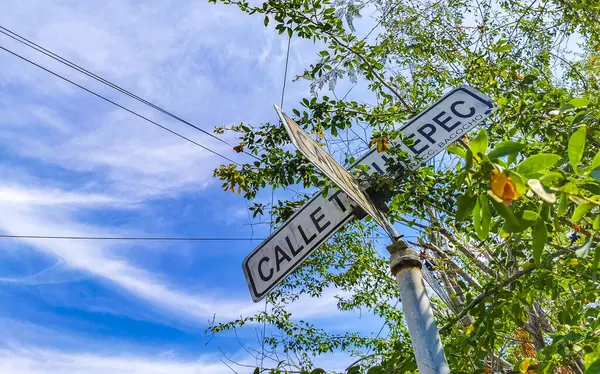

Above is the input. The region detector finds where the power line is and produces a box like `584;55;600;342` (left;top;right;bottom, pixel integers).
0;235;268;241
0;234;416;241
0;25;260;162
0;44;240;165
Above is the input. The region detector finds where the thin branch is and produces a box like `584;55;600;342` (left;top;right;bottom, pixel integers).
345;353;379;371
440;248;570;333
412;240;482;290
437;227;495;277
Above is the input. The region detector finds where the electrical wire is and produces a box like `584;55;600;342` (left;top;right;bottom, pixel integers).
0;25;260;162
0;234;415;241
0;44;240;165
0;235;269;241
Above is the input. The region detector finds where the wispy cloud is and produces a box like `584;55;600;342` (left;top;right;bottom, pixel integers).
0;182;350;323
0;347;249;374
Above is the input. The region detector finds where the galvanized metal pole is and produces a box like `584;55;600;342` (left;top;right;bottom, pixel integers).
387;239;450;374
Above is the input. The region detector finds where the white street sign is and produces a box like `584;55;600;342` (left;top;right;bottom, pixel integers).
243;86;494;302
275;105;390;232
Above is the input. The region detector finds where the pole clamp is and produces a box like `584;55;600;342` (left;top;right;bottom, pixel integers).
387;240;422;276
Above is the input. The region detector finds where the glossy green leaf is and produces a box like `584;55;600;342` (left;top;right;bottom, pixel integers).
522;210;538;222
488;141;524;159
509;171;528;195
532;217;547;266
469;129;488;158
494;44;513;52
572;202;594;223
488;191;521;228
264;16;269;26
569;98;591;108
594;215;600;230
473;194;491;240
516;154;561;177
568;126;587;173
586;357;600;373
447;144;466;159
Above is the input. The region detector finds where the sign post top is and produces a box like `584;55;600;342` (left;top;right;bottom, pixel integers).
274;105;395;238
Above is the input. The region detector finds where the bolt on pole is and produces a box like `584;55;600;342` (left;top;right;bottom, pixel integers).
387;238;450;374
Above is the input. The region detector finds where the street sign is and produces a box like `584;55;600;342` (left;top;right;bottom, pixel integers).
243;188;356;301
242;86;494;302
358;85;495;172
275;105;391;233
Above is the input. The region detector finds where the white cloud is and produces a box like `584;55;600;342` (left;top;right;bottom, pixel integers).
0;0;369;340
0;185;120;206
0;347;250;374
0;183;350;323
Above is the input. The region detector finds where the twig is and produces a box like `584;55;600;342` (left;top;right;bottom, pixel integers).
345;353;379;371
440;248;570;333
411;240;482;290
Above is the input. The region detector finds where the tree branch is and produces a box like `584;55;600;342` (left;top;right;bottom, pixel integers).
440;248;570;334
412;240;482;290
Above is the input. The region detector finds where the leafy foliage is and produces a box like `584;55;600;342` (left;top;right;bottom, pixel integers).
207;0;600;372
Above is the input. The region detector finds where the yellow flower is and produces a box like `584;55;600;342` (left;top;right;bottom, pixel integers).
491;169;519;205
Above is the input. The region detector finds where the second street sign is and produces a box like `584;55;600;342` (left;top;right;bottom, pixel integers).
275;105;391;233
243;86;494;302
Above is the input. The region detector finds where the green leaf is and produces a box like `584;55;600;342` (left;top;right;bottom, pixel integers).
488;191;521;228
586;357;600;373
310;369;326;374
569;98;591;108
539;171;565;186
470;129;488;158
593;242;600;283
519;359;530;373
522;210;538;222
253;368;260;374
474;195;491;240
532;217;547;266
516;154;561;177
494;44;513;52
466;149;473;170
572;202;594;223
488;141;524;159
594;215;600;230
509;171;528;195
456;193;476;221
575;235;594;258
264;16;269;26
593;150;600;170
558;195;570;216
367;366;383;374
347;366;361;374
569;126;587;173
447;144;466;159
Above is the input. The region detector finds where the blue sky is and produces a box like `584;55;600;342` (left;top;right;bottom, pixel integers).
0;1;414;372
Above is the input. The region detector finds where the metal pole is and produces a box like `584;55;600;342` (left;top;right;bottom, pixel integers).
387;239;450;374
